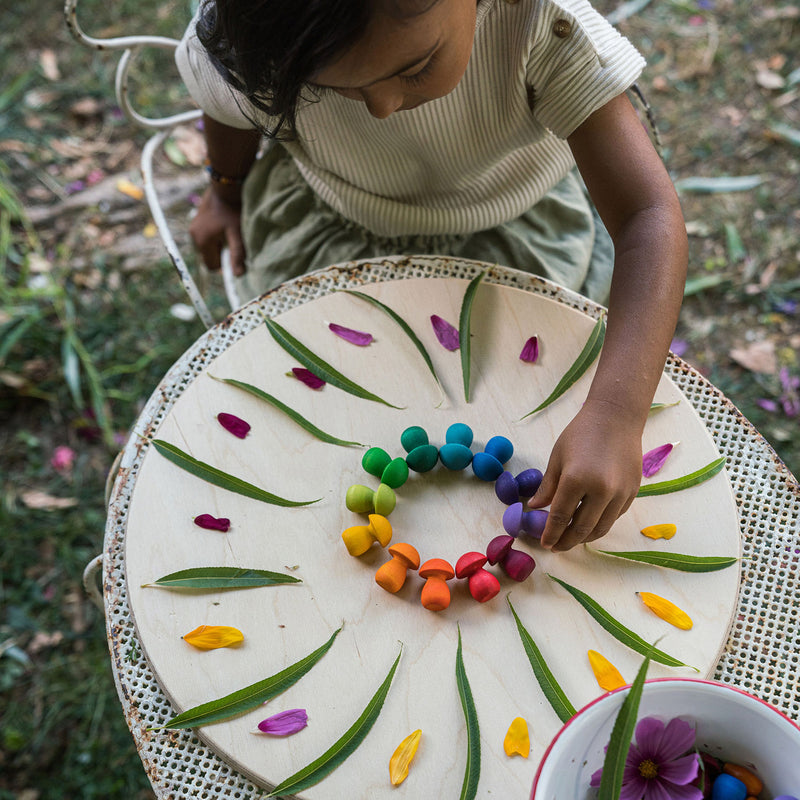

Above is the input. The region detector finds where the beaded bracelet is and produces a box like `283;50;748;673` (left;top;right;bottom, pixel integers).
203;158;247;186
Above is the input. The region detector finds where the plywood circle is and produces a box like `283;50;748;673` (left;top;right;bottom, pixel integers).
124;278;740;799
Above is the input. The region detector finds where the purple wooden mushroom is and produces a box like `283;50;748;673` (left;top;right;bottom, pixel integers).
486;534;536;582
502;502;548;539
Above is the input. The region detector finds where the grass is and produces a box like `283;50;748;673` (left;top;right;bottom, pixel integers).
1;0;798;797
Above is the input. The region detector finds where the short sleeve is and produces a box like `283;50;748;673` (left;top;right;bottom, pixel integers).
525;0;645;138
175;12;260;130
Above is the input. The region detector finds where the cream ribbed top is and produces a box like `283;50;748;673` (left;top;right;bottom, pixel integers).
176;0;644;237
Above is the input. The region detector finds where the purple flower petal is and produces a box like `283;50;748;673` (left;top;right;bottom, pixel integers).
589;767;603;787
291;367;326;390
328;322;373;346
642;443;675;478
658;753;701;785
670;338;689;357
430;314;460;351
651;717;697;762
757;398;779;413
655;782;703;800
519;335;539;363
620;775;648;800
256;708;308;736
634;716;666;759
217;412;251;439
194;514;231;532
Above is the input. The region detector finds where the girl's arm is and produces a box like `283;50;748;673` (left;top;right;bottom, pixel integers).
528;92;688;551
190;114;261;275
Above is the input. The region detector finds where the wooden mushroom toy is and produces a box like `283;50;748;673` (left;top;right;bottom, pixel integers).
418;558;455;611
375;543;420;593
455;551;501;603
341;514;393;557
486;534;536;582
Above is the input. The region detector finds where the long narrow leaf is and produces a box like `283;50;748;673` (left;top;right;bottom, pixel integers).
459;270;486;403
507;596;576;723
211;375;363;447
267;646;402;797
521;315;606;419
597;651;652;800
548;575;697;670
151;439;319;507
342;289;443;391
674;175;764;194
636;456;725;496
591;549;737;573
153;627;341;729
456;626;481;800
264;317;402;408
143;566;302;589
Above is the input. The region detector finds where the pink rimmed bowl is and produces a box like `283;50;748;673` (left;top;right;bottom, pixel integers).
531;678;800;799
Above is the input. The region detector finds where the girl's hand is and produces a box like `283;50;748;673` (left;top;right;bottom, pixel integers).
527;401;643;551
189;187;248;276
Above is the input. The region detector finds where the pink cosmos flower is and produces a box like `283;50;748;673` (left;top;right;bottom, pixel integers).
590;716;701;800
256;708;308;736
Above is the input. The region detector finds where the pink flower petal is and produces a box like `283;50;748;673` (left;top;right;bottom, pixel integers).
642;443;675;478
257;708;308;736
519;335;539;363
328;322;373;346
291;367;326;390
658;753;701;785
634;716;666;759
50;445;76;473
217;412;251;439
193;514;231;532
430;314;460;351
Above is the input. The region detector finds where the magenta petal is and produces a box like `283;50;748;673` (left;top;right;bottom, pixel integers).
757;398;779;413
619;776;648;800
643;781;674;800
328;322;373;346
257;708;308;736
217;412;251;438
291;367;326;389
658;753;701;785
652;717;697;762
193;514;231;532
589;767;603;787
654;782;703;800
642;443;675;478
430;314;460;351
519;335;539;363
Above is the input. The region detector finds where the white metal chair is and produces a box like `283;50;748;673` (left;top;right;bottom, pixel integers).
64;0;244;327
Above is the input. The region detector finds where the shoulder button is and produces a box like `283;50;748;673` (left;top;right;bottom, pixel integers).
553;18;572;38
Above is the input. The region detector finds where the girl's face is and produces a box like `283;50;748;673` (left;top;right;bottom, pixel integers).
313;0;478;118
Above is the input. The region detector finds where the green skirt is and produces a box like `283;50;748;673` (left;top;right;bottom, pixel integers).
240;144;614;305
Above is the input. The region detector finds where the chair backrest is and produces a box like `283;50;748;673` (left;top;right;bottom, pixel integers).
64;0;242;326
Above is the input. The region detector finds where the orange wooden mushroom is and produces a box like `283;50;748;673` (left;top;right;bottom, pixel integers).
419;558;455;611
375;543;420;593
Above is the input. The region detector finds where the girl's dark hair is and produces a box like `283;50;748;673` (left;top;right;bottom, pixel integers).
196;0;432;139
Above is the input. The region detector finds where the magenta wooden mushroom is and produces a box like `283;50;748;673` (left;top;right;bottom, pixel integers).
486;534;536;582
455;551;501;603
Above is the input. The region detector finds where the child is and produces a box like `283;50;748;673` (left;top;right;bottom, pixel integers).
176;0;688;552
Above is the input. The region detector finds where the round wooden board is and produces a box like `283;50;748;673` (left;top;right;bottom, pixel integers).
125;277;740;798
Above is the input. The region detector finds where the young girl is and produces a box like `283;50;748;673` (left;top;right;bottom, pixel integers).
176;0;688;552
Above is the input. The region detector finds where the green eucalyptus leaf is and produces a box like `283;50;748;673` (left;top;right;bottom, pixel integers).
591;549;737;573
637;456;726;496
342;290;443;392
151;439;320;507
597;651;652;800
649;400;679;413
521;315;605;419
264;317;402;408
143;566;301;589
508;596;576;724
456;626;481;800
548;575;697;671
211;375;363;447
459;270;486;403
153;627;341;730
267;646;402;797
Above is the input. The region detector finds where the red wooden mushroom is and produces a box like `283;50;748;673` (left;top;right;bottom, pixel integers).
455;551;501;603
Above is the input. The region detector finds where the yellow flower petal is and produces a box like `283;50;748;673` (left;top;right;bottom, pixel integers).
587;650;626;692
389;729;422;786
640;523;677;540
637;592;693;629
116;178;144;200
182;624;244;650
503;717;530;758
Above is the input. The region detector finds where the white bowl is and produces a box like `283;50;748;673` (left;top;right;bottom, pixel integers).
531;678;800;800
